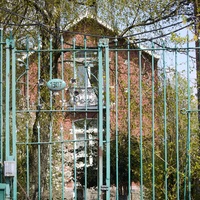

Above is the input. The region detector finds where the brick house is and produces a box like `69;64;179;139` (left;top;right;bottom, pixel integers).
16;11;158;199
59;10;159;137
59;12;158;199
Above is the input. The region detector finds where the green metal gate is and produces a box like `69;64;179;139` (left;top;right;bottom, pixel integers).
0;29;199;200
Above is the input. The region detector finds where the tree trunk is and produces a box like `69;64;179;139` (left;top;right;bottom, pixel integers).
29;28;61;199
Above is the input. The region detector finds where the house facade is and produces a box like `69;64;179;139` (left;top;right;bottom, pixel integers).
59;13;158;199
14;12;158;200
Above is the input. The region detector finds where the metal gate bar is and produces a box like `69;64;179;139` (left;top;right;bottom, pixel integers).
175;44;179;200
151;41;155;200
162;41;168;200
0;29;3;173
186;37;191;200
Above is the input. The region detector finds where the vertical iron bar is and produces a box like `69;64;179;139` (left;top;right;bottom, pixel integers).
61;35;65;108
61;124;65;200
127;38;131;200
139;42;143;200
175;44;180;200
115;37;119;200
49;35;53;80
84;36;88;199
73;121;77;199
11;38;17;200
37;35;41;111
60;35;65;199
84;35;88;111
0;29;3;166
0;28;4;193
73;38;76;83
37;35;41;200
26;121;30;197
26;37;29;110
98;40;103;200
84;119;87;199
151;41;155;200
5;38;11;199
49;121;53;200
163;40;168;200
73;38;77;112
72;38;77;200
37;122;41;200
184;134;187;197
105;40;110;200
186;34;191;200
5;38;10;161
60;35;65;200
49;35;53;200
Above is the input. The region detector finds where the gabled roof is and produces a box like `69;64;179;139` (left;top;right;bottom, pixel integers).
65;10;160;59
65;10;114;33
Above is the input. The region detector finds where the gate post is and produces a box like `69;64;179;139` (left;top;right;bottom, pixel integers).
5;35;17;200
5;37;11;200
98;39;104;200
11;37;17;200
0;28;3;182
104;39;111;200
98;38;110;200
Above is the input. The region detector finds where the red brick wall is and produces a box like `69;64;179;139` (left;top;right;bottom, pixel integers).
24;17;158;141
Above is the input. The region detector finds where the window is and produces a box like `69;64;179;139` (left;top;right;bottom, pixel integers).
68;51;98;108
71;119;98;166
